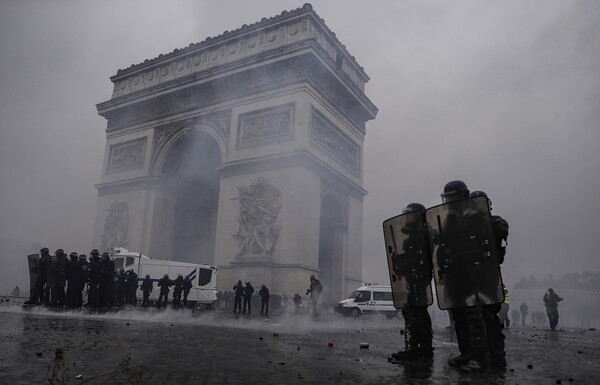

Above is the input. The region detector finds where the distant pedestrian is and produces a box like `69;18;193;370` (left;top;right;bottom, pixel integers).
10;286;19;298
243;282;255;314
520;302;528;326
140;275;153;308
511;309;520;326
233;280;244;314
293;293;302;313
259;285;270;316
543;288;563;331
306;275;322;316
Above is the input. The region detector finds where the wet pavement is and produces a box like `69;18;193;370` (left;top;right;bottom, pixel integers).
0;301;598;384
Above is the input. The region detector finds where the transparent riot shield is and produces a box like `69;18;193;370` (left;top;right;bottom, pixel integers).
27;254;40;292
425;195;504;310
383;211;433;309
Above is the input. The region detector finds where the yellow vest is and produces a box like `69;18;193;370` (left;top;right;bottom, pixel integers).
503;288;510;304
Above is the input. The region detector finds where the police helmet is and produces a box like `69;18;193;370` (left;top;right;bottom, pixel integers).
401;203;426;214
178;274;182;278
79;254;87;260
441;180;469;203
55;249;65;255
164;274;169;279
145;274;150;279
90;249;99;255
470;190;492;210
40;247;50;254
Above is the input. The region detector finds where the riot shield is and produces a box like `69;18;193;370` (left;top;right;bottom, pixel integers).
27;254;40;291
425;195;504;310
47;255;58;288
383;211;433;309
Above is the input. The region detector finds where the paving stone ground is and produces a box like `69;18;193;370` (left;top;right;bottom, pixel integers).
0;301;598;384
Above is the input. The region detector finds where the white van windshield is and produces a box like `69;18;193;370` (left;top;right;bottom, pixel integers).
354;291;371;302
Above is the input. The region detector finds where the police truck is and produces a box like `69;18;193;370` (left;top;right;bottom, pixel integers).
110;247;217;308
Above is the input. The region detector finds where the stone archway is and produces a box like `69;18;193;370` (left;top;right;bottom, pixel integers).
160;130;221;264
318;193;346;305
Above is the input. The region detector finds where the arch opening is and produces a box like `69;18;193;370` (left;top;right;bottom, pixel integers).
161;131;221;264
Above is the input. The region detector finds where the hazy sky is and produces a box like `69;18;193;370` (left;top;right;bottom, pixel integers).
1;0;599;291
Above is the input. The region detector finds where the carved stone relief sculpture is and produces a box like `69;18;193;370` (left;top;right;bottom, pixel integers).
107;138;146;172
232;178;281;256
238;104;293;147
100;202;129;251
310;110;359;173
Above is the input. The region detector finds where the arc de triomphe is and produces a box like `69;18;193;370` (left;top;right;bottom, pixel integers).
94;4;377;303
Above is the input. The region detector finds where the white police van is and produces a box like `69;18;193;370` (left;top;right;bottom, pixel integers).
335;284;400;318
110;247;217;308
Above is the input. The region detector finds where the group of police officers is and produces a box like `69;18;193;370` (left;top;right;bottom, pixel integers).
384;180;509;372
24;249;190;309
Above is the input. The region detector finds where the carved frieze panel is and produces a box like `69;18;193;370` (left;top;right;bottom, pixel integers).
107;138;147;173
310;109;359;173
237;104;293;148
100;201;129;251
105;58;367;133
232;178;281;256
110;18;328;99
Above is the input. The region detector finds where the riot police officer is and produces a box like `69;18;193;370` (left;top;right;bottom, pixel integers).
75;254;88;307
172;274;184;308
49;249;67;306
470;190;509;369
432;181;507;371
140;274;153;308
65;252;79;307
125;269;138;305
99;252;114;308
87;250;101;308
114;268;126;306
182;276;193;307
388;203;434;362
25;247;50;305
157;274;171;309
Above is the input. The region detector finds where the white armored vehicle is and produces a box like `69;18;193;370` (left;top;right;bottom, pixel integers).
110;247;217;308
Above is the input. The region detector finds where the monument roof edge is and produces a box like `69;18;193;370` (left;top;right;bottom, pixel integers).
111;3;367;82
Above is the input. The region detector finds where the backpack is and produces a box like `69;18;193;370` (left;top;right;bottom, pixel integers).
491;215;509;263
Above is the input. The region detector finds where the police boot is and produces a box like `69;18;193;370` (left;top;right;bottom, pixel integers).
489;350;507;370
460;357;486;372
390;348;417;362
416;346;434;360
448;354;470;368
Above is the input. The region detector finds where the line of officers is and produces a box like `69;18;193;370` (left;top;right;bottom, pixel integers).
25;249;139;309
385;180;510;372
